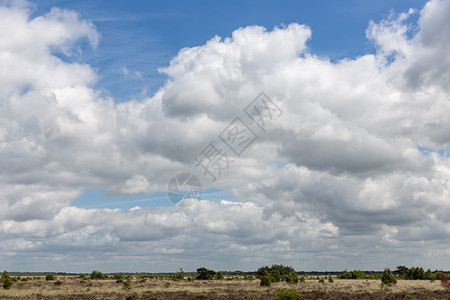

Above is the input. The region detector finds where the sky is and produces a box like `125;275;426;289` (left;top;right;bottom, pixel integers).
1;0;450;273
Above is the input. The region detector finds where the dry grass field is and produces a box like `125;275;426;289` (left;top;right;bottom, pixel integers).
0;276;449;299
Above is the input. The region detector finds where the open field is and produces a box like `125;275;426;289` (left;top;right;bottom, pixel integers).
1;276;450;300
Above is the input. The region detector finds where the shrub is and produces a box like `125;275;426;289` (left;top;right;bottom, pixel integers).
381;268;397;285
318;277;325;283
217;271;224;280
196;267;216;280
439;272;450;288
285;272;299;284
260;275;271;287
2;277;12;289
338;270;367;279
123;276;131;290
328;275;334;283
2;271;12;290
299;276;305;283
256;265;295;278
172;268;185;281
278;289;305;300
54;280;62;286
90;270;104;280
46;274;56;281
271;270;281;282
114;273;124;283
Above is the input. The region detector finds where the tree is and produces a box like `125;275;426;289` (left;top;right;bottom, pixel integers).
256;264;296;283
394;265;409;278
439;272;450;288
216;271;224;280
2;271;12;290
172;268;185;281
381;268;397;285
270;270;281;282
90;270;104;280
285;272;299;284
425;269;433;280
196;267;216;280
113;273;124;283
260;274;271;286
123;276;132;290
270;264;295;276
46;274;56;281
256;266;270;278
338;270;368;279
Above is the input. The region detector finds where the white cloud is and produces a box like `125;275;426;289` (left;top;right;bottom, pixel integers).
1;0;450;272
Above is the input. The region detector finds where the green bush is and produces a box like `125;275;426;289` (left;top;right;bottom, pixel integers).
299;276;305;283
338;270;368;279
381;268;397;285
46;274;56;281
196;267;216;280
278;289;305;300
318;277;325;283
328;275;334;283
2;271;12;290
172;268;185;281
260;275;271;286
285;272;299;284
114;273;124;283
217;271;224;280
123;276;131;290
257;265;295;278
2;277;12;290
90;270;104;280
270;270;281;282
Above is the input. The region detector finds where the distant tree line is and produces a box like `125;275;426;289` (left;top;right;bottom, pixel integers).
338;266;442;281
393;265;440;280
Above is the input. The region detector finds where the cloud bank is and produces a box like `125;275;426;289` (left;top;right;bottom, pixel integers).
1;0;450;272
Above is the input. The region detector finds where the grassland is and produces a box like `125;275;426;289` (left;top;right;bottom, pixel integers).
0;275;449;299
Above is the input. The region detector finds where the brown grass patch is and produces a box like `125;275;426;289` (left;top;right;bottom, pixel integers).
0;277;449;299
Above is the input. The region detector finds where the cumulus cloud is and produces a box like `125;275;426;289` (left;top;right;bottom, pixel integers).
1;0;450;272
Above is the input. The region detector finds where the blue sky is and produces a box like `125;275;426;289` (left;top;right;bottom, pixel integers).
2;0;450;273
35;0;427;103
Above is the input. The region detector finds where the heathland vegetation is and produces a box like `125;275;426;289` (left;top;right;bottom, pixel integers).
0;265;449;299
